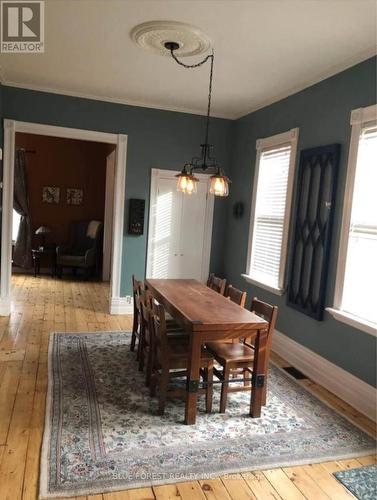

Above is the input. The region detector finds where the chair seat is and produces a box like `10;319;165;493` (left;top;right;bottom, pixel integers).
206;341;254;363
58;254;86;266
169;342;213;360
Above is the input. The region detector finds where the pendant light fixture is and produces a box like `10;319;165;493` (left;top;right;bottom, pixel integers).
164;41;231;197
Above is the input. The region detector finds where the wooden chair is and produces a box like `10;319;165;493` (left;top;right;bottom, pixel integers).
138;289;153;375
226;284;247;308
149;301;214;415
207;273;226;295
139;289;188;384
130;275;143;354
206;298;277;414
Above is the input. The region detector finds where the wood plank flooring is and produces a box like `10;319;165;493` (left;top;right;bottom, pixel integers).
0;274;375;500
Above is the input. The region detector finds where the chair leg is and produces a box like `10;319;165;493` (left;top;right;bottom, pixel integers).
138;335;144;371
136;333;141;361
158;365;170;415
205;362;213;413
130;314;138;352
220;364;231;413
150;372;157;397
146;345;154;387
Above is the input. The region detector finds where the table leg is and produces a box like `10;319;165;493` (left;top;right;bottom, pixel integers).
250;329;268;418
185;332;202;425
33;257;37;278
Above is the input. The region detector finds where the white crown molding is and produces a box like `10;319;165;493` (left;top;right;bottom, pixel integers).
1;80;234;119
0;49;374;121
109;296;133;315
272;330;377;422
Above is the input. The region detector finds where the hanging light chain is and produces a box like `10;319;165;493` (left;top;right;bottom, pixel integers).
169;48;214;152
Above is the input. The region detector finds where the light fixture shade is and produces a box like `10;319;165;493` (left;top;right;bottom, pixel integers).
35;225;51;235
176;172;198;195
209;174;230;197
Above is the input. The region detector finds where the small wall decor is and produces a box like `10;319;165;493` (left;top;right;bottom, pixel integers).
66;188;83;205
42;186;60;204
287;144;340;320
233;201;244;219
128;198;145;235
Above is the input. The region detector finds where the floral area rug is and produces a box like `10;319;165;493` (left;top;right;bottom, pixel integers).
334;464;377;499
40;332;376;498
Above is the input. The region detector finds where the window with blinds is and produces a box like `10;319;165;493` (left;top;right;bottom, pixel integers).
341;124;377;324
249;143;293;290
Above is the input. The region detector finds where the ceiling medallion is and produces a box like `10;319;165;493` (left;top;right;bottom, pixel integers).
132;21;230;197
130;21;212;57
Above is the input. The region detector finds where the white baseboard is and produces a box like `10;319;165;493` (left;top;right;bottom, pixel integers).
110;296;133;315
272;330;377;422
0;297;11;316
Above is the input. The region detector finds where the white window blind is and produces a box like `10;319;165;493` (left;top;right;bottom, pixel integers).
249;144;292;289
341;124;377;325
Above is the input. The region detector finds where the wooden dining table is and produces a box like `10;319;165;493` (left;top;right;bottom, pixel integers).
145;278;269;425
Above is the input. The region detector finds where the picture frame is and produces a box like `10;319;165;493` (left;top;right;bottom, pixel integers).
66;188;84;206
42;186;60;204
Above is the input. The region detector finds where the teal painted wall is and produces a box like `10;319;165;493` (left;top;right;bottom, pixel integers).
223;57;377;386
2;86;233;295
1;56;376;386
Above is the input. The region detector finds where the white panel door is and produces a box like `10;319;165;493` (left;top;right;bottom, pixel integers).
178;180;208;280
148;177;183;279
147;170;213;281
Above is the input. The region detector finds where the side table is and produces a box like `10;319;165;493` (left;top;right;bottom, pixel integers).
32;246;57;277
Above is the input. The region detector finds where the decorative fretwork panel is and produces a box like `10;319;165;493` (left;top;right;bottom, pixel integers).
287;144;340;320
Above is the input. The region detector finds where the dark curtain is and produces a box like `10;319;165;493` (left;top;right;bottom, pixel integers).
13;149;33;268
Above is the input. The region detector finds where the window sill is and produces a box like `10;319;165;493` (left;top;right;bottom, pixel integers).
241;274;285;296
326;308;377;337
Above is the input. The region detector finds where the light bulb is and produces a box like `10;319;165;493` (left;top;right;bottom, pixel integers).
210;174;229;197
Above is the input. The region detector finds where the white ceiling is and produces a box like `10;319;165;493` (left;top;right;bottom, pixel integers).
0;0;376;119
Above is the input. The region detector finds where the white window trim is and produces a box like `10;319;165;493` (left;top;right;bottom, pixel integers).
326;104;377;336
243;128;299;295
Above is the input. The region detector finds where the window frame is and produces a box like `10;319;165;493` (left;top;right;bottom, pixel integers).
243;128;299;295
327;104;377;336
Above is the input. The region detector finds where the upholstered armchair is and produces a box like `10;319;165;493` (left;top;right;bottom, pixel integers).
56;220;103;278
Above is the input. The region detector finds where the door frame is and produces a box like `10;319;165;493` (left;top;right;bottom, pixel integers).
146;168;215;282
1;119;128;315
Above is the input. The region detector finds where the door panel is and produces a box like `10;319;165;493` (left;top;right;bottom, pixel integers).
147;173;211;281
179;181;208;280
149;177;182;279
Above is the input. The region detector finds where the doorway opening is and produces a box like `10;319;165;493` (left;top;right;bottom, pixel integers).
12;133;114;282
1;120;128;315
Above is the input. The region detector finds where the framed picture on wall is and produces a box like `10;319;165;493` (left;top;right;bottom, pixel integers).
42;186;60;204
66;188;83;205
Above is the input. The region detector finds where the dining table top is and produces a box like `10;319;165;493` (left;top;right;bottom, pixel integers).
145;278;268;332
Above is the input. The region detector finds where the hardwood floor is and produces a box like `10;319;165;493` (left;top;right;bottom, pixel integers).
0;274;375;500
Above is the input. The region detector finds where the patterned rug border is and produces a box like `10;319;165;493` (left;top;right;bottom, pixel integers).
39;331;376;499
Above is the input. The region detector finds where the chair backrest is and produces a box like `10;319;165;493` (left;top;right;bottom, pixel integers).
139;289;154;345
71;220;103;254
250;298;278;334
207;273;227;295
151;301;169;356
247;298;278;353
226;285;247;308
